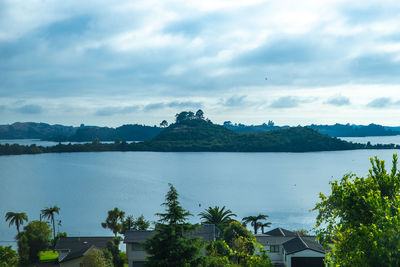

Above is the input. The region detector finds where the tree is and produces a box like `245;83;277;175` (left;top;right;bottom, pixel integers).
105;237;124;267
175;111;195;123
18;220;52;264
195;109;204;120
41;205;60;243
160;120;168;128
199;206;236;232
82;248;108;267
259;222;272;234
0;245;18;267
5;212;28;235
54;232;67;246
123;215;150;233
101;207;125;236
314;154;400;266
242;214;269;234
144;183;204;266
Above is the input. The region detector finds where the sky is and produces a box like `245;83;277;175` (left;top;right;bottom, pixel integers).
1;0;400;127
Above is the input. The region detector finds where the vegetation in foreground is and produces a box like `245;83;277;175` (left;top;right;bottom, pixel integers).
314;153;400;266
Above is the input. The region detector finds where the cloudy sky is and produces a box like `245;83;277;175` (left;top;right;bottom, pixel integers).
1;0;400;127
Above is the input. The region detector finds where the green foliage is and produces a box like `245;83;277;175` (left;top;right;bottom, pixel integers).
242;214;270;234
101;207;125;236
41;205;60;244
123;215;150;233
82;248;109;267
0;245;18;267
144;183;204;267
18;220;52;265
314;154;400;266
222;221;253;249
5;212;28;234
105;237;124;267
199;206;237;233
206;223;273;267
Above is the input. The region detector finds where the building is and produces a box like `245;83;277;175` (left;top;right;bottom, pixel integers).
124;224;218;267
55;236;114;267
256;228;326;267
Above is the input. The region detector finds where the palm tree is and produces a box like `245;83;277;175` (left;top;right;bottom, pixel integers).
242;214;269;234
101;207;125;236
41;205;60;241
198;206;237;230
5;212;28;234
259;221;272;234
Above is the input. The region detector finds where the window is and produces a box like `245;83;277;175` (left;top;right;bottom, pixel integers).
131;242;144;251
269;245;279;252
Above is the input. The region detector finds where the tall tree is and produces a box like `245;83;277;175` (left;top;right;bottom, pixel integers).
101;207;125;236
18;220;52;265
314;154;400;266
144;183;203;266
199;206;236;231
242;214;269;234
5;212;28;235
195;109;204;120
0;245;18;267
122;215;150;233
41;205;60;242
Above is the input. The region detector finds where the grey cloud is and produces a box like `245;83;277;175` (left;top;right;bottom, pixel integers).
14;104;43;114
144;101;202;111
350;53;400;78
366;98;400;109
219;96;247;107
325;96;351;106
233;38;317;66
95;105;140;116
269;96;315;109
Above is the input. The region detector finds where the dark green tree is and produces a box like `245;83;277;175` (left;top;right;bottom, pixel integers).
314;154;400;266
18;220;52;265
195;109;204;120
5;212;28;235
144;183;204;266
101;207;125;236
160;120;169;128
105;237;124;267
0;245;18;267
123;215;150;233
199;206;236;232
242;214;269;234
41;205;60;242
259;222;272;234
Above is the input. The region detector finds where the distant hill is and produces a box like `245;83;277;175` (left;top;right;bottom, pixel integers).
0;122;76;140
0;122;162;141
143;118;360;152
224;122;400;137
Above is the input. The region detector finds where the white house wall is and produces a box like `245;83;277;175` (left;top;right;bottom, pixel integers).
59;257;83;267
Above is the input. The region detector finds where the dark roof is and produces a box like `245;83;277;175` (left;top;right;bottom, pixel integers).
124;224;217;243
282;236;325;255
264;228;297;237
55;236;114;262
255;235;294;246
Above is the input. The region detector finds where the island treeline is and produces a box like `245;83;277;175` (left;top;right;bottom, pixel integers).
1;116;399;142
1;111;399;156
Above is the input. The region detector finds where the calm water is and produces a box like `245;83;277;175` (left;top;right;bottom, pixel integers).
1;148;399;248
339;135;400;145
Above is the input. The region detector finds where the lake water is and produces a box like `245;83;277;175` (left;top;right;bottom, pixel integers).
339;135;400;145
1;148;400;249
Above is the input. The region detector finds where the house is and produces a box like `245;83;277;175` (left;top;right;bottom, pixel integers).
55;236;114;267
256;228;326;267
124;224;218;267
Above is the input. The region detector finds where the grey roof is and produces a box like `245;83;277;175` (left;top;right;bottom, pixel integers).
264;228;297;237
255;235;294;246
282;236;325;255
124;224;217;243
55;236;114;262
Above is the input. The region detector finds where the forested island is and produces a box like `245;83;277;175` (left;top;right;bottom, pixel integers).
1;113;399;142
1;111;399;156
